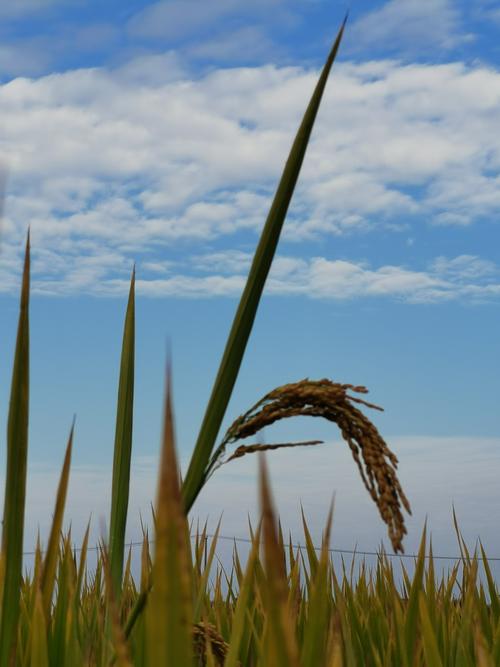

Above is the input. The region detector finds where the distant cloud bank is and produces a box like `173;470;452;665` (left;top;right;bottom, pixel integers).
11;435;500;578
1;55;500;300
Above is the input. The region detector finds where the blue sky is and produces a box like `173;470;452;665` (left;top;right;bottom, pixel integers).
1;0;500;568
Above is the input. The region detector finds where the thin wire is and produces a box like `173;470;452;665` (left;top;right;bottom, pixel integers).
21;532;498;562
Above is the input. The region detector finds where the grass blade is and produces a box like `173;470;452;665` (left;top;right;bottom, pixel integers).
146;362;194;666
301;502;334;667
404;522;427;665
419;591;443;667
76;519;91;601
0;232;30;666
301;505;319;581
259;454;300;667
193;517;222;622
109;268;135;596
101;543;133;667
29;589;49;667
224;526;261;667
181;17;347;512
40;422;73;619
479;539;500;622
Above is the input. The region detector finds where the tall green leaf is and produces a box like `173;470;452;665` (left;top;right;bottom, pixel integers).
0;232;30;666
181;17;347;512
300;502;334;667
40;422;74;619
404;522;427;665
146;364;194;667
259;455;299;667
29;589;49;667
224;526;261;667
419;591;444;667
109;268;135;596
100;543;133;667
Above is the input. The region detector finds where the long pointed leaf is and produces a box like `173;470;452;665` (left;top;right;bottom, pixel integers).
404;521;427;665
301;501;334;667
29;589;49;667
224;526;261;667
259;454;299;667
40;422;74;619
182;17;347;511
0;232;30;666
146;363;193;666
101;543;133;667
109;268;135;596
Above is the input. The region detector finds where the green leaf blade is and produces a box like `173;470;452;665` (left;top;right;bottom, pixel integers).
146;365;194;667
109;269;136;597
181;18;347;512
40;423;74;619
0;233;30;667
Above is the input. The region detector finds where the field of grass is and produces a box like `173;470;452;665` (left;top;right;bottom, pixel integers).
3;441;500;666
1;18;498;666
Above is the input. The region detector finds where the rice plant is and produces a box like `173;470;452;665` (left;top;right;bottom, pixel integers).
1;16;497;666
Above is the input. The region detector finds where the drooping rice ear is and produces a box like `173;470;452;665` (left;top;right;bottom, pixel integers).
217;379;410;553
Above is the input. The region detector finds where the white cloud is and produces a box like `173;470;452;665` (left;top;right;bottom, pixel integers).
114;51;186;86
1;56;500;295
0;22;124;79
127;0;285;40
267;254;500;303
0;41;54;78
427;171;500;218
56;252;498;303
304;258;446;301
128;0;236;40
191;250;253;274
139;274;246;297
141;260;173;274
0;0;67;18
475;1;500;25
430;255;496;279
187;25;277;63
348;0;470;54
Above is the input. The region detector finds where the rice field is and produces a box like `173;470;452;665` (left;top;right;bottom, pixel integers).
1;17;499;666
3;444;500;666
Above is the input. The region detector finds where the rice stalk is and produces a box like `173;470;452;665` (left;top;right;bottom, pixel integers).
145;363;193;667
39;424;73;621
109;268;136;597
0;232;30;667
181;17;347;513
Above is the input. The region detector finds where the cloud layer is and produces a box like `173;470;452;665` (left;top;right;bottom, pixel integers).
348;0;469;54
1;55;500;299
109;252;498;303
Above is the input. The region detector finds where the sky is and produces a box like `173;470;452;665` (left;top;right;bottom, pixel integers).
1;0;500;577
